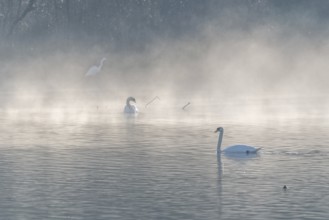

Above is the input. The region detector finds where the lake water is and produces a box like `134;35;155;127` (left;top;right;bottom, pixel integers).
0;98;328;220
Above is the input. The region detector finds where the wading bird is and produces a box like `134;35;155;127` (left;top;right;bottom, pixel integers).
85;57;106;77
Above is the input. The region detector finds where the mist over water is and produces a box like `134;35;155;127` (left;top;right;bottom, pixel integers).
0;1;328;122
0;1;328;119
2;2;329;219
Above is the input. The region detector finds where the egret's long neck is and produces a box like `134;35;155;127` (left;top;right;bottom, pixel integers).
217;131;224;152
98;60;105;70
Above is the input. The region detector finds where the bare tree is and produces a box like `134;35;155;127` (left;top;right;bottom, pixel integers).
7;0;37;36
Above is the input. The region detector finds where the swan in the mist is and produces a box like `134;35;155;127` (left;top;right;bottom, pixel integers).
215;127;261;154
85;57;106;77
124;97;139;114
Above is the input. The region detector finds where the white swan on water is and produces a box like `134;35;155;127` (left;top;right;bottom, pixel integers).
124;97;138;114
85;57;106;77
215;127;261;154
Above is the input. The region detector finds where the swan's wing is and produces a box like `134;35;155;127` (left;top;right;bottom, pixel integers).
124;105;138;114
124;105;132;113
223;145;260;153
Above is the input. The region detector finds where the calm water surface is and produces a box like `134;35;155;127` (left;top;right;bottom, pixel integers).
0;103;329;220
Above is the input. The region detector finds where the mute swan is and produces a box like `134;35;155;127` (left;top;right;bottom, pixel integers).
215;127;261;154
85;57;106;77
124;97;138;114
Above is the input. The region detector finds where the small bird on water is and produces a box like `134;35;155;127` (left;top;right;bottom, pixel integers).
283;185;287;191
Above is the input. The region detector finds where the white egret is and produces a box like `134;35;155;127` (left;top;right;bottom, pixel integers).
85;57;106;77
124;97;138;114
215;127;261;154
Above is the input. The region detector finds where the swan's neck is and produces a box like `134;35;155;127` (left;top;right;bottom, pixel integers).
217;131;223;152
126;99;132;107
98;60;105;70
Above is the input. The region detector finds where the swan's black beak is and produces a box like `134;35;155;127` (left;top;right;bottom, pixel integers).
214;129;218;133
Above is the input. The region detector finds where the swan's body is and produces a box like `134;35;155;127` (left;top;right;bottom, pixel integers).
124;97;138;114
215;127;261;154
85;57;106;77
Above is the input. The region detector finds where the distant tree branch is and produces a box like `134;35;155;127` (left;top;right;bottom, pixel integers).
7;0;37;36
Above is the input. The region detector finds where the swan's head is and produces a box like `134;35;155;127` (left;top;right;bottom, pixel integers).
100;57;107;63
214;127;223;133
126;96;136;103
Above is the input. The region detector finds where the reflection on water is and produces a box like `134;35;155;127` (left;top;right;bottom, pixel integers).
0;105;329;220
217;154;223;218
